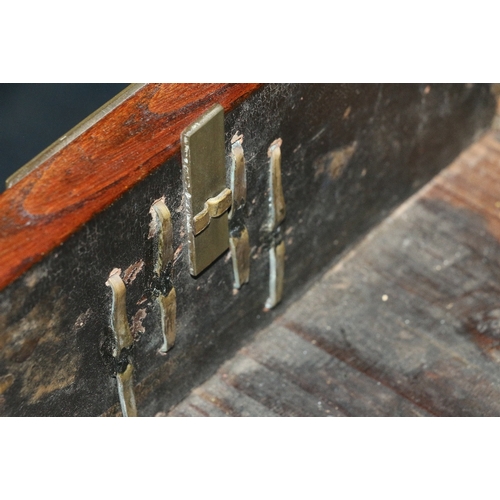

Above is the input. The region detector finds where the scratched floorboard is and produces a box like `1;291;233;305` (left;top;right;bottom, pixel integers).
167;131;500;417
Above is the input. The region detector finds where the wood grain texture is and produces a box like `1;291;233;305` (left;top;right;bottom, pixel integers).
0;83;262;291
168;131;500;417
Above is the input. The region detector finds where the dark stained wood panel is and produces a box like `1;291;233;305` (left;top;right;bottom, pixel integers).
0;84;262;291
167;130;500;417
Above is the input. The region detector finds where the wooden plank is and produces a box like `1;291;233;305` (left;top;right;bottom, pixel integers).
281;133;500;416
168;325;431;417
240;326;431;416
216;354;346;417
167;376;278;417
0;83;262;291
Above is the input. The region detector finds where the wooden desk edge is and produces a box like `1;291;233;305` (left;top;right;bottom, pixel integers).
0;83;263;291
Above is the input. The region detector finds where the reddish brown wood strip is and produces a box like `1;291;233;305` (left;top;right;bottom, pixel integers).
0;83;262;291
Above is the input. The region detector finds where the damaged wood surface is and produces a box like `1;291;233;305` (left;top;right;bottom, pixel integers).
0;83;262;292
168;131;500;417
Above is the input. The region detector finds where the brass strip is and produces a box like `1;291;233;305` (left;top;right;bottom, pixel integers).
229;134;246;218
151;200;174;274
264;138;286;309
117;364;138;417
229;227;250;289
265;240;285;310
181;104;230;276
151;199;177;354
193;188;233;236
267;139;286;232
193;208;211;236
106;270;133;356
106;269;137;417
206;188;232;218
158;288;177;353
229;133;250;288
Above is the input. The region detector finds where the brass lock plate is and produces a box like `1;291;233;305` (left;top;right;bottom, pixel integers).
181;104;231;276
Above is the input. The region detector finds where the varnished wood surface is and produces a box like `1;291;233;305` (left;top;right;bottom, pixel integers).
0;83;262;292
167;131;500;417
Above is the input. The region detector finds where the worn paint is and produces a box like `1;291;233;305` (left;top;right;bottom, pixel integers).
17;299;81;404
123;260;145;285
0;374;14;394
314;141;357;180
131;308;147;338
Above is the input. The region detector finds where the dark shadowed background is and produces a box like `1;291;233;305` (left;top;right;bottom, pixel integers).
0;84;129;192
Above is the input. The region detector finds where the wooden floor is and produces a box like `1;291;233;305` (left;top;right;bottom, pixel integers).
166;131;500;417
